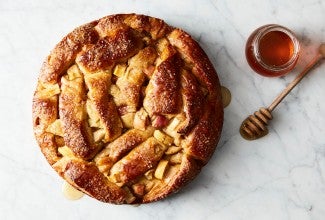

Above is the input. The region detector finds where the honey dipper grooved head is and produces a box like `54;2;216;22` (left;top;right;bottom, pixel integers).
240;107;272;140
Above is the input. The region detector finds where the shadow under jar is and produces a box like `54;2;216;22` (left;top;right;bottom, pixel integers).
245;24;300;77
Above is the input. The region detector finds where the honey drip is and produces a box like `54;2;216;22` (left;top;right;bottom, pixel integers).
62;181;84;200
221;86;231;108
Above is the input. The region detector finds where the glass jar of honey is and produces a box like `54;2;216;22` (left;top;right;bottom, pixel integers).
245;24;300;77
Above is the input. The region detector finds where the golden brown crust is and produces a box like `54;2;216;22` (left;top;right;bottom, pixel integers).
142;155;201;203
39;21;99;84
178;69;204;134
143;53;182;115
85;72;122;142
33;14;223;204
110;137;167;184
77;28;143;72
59;68;96;160
63;160;127;204
95;128;154;170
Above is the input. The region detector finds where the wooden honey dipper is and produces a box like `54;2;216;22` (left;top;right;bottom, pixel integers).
240;43;325;140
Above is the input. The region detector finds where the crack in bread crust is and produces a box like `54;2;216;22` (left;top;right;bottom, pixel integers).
32;13;223;204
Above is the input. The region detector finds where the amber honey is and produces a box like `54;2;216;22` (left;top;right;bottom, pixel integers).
246;24;300;77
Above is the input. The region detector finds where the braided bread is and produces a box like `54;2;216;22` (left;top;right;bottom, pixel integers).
32;14;223;204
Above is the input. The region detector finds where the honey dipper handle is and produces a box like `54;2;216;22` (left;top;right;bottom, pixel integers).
268;54;323;112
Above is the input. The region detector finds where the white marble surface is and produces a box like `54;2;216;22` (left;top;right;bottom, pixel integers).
1;0;325;219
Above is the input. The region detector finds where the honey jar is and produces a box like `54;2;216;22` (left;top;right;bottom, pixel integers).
245;24;300;77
